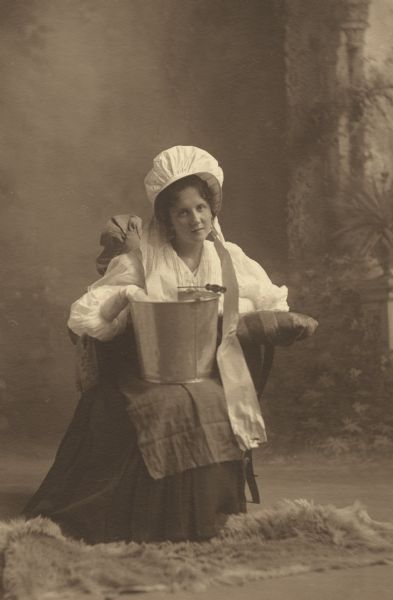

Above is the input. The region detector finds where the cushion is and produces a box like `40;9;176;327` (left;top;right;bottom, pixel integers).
237;310;318;347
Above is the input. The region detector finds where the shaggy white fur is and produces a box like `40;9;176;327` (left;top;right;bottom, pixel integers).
1;499;393;599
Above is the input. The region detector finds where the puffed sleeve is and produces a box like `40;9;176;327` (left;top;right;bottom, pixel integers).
226;242;289;312
68;252;145;341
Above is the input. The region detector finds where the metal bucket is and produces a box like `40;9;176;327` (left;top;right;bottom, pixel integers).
129;295;219;383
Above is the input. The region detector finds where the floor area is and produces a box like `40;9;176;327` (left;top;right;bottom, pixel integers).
1;445;393;599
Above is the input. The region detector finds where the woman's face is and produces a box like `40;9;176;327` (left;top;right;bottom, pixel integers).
169;187;213;248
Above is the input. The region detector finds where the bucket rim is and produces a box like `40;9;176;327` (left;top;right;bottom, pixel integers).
129;296;219;306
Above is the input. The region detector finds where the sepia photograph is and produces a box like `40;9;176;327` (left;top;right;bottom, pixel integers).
0;1;392;599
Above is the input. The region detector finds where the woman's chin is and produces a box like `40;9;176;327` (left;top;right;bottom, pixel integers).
173;231;208;250
191;229;208;241
188;235;207;246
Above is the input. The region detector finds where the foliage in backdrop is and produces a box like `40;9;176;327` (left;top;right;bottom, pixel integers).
265;252;393;457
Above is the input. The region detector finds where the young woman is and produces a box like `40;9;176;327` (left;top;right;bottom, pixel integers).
24;146;297;544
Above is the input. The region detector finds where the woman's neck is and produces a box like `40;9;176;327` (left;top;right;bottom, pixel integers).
171;240;204;272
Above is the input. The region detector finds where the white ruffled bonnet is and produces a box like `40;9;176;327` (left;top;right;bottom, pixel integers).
144;145;224;213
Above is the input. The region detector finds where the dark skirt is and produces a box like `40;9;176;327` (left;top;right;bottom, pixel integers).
23;333;247;544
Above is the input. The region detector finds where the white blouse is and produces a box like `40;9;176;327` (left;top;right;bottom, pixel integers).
68;240;289;341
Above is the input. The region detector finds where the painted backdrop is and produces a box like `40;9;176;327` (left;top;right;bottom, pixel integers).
0;0;287;444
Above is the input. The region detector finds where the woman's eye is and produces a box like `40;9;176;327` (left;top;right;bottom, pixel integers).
197;204;207;211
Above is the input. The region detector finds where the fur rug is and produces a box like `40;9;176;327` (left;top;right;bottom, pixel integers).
1;499;393;599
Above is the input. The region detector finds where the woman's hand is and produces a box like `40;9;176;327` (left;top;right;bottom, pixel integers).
100;288;129;322
100;286;151;323
124;286;149;302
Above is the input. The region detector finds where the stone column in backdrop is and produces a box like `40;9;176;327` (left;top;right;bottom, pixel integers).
284;0;343;266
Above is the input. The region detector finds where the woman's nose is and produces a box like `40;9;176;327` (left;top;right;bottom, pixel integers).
190;210;201;225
